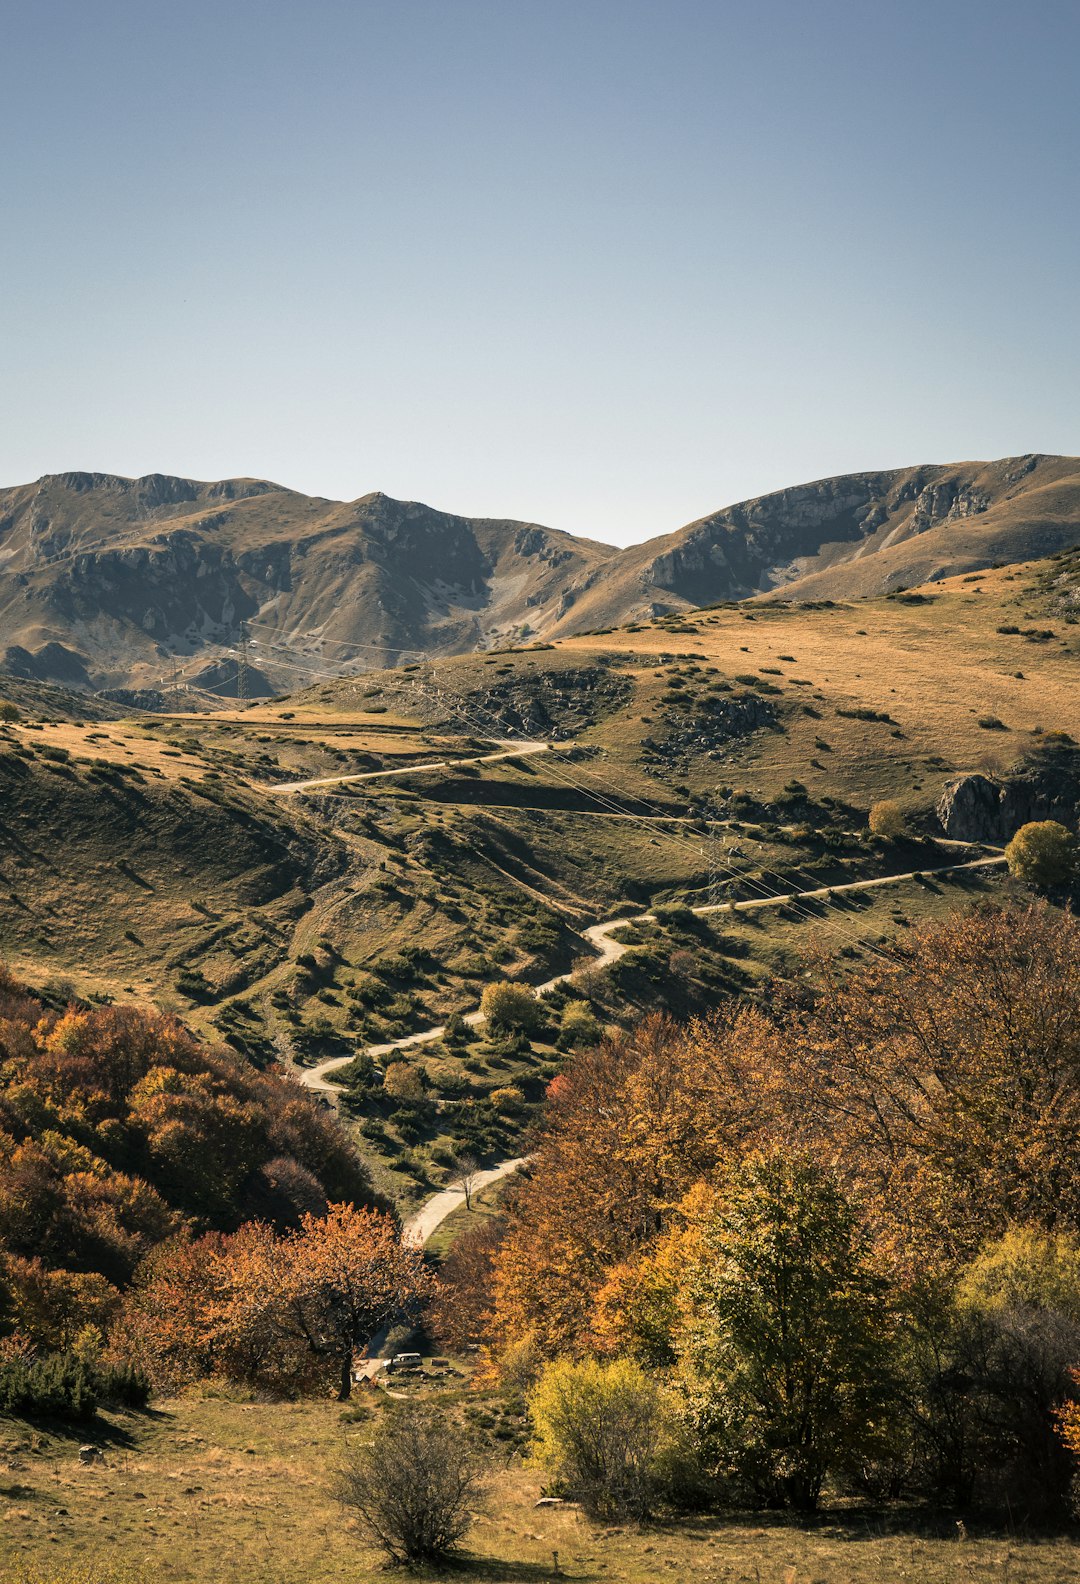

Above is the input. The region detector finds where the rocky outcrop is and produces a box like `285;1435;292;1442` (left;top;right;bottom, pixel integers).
446;663;632;738
936;765;1080;843
936;775;1006;843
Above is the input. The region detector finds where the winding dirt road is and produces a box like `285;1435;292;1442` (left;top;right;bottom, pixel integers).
402;1157;529;1249
296;850;1005;1095
267;740;551;794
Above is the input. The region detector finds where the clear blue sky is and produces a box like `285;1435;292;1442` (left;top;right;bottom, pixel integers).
2;0;1077;545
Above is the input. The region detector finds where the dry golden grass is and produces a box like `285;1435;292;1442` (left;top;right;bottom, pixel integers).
2;1397;1077;1584
9;721;208;781
554;560;1080;802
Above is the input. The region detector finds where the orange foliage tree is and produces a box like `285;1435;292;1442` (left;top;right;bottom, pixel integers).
787;904;1080;1262
491;1011;786;1356
116;1204;433;1399
284;1204;435;1399
491;905;1080;1358
0;968;380;1349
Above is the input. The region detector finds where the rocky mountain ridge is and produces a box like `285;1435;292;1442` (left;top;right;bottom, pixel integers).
1;454;1078;694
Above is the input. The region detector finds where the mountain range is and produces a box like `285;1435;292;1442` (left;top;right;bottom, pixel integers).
1;453;1078;696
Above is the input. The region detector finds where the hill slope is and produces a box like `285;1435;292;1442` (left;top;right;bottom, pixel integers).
549;454;1080;629
0;472;612;692
1;548;1077;1197
2;456;1078;692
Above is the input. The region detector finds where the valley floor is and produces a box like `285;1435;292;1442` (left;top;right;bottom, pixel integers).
2;1397;1077;1584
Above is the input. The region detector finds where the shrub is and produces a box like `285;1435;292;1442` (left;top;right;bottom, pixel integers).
868;799;907;839
0;1351;98;1420
489;1086;526;1118
383;1061;425;1102
0;701;20;722
0;1349;148;1422
529;1357;671;1520
558;999;603;1051
443;1011;470;1046
338;1051;377;1094
1005;821;1078;889
334;1401;485;1564
480;981;542;1035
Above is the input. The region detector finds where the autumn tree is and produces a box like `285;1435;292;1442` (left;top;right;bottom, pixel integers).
281;1204;434;1399
868;800;907;839
479;981;543;1034
1005;820;1078;889
0;971;380;1351
116;1205;434;1399
0;1256;118;1351
490;1013;787;1356
587;1183;715;1366
491;907;1080;1359
791;904;1080;1260
109;1233;226;1392
429;1217;504;1354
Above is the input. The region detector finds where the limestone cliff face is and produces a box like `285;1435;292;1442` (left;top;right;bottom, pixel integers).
541;454;1080;635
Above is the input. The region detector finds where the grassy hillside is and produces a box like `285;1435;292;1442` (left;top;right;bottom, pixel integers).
1;550;1076;1195
2;1393;1077;1584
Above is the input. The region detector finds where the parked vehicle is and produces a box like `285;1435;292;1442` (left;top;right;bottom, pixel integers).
388;1352;423;1372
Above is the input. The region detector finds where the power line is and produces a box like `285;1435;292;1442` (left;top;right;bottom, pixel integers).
229;623;936;968
395;658;910;968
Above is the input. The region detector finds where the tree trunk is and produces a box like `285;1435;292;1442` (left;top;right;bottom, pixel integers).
338;1347;353;1402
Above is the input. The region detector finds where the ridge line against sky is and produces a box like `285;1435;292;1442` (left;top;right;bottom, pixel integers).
10;451;1075;554
2;0;1078;547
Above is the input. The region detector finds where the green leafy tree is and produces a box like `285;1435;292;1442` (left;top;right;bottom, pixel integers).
680;1152;893;1510
901;1229;1080;1517
1005;821;1078;889
558;999;603;1050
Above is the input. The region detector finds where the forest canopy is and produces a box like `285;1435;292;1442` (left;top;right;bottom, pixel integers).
444;905;1080;1515
0;968;377;1348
